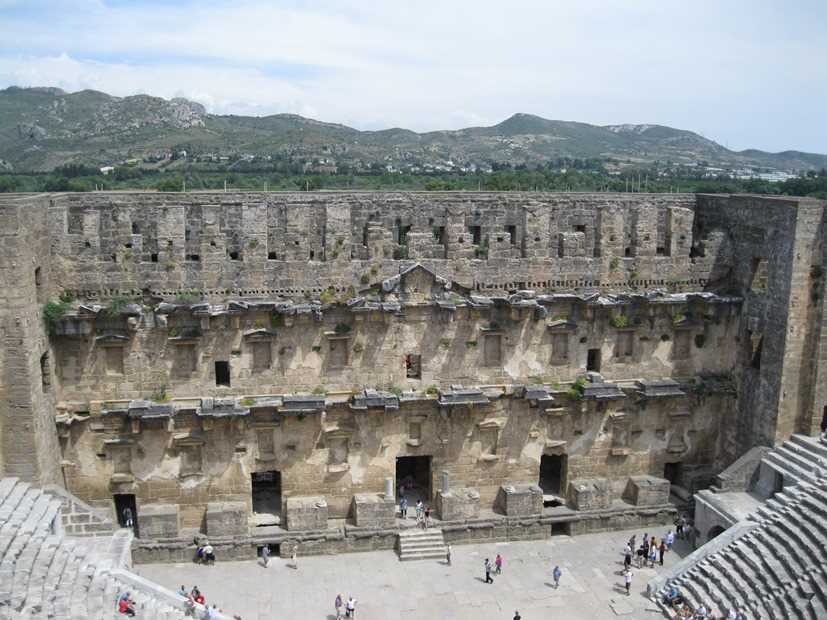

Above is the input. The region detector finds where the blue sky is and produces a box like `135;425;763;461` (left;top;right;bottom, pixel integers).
0;0;824;153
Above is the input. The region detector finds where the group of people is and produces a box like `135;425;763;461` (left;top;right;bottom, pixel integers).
399;497;433;529
194;541;216;565
333;593;357;618
624;530;674;572
663;585;747;620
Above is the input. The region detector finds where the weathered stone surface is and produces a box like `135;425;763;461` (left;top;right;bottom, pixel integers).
496;484;543;516
206;501;248;537
622;475;670;506
567;479;611;511
137;504;180;539
351;493;396;528
285;496;328;531
436;487;480;520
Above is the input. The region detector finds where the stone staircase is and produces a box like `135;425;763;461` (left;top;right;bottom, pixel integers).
654;435;827;619
398;528;448;562
0;476;235;620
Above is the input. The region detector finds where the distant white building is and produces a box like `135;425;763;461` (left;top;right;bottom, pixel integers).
100;166;115;175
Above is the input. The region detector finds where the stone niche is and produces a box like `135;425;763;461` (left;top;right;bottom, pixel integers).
567;478;611;511
436;487;481;521
495;484;543;516
351;493;396;528
137;504;180;539
623;475;670;506
205;501;248;537
285;496;329;531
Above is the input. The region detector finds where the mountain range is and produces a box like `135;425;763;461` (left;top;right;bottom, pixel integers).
0;86;824;173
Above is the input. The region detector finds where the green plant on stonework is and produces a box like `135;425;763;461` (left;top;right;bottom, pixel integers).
811;265;824;280
465;340;478;347
425;385;439;396
167;327;180;338
312;386;326;395
271;313;284;328
164;261;175;272
248;239;259;249
439;338;451;348
389;386;402;397
253;318;267;329
672;312;685;325
175;292;195;303
240;397;256;407
352;342;364;353
334;322;351;334
610;314;629;329
550;314;568;322
609;257;620;271
629;270;640;280
360;273;370;285
370;265;379;276
42;298;70;334
150;385;170;402
320;286;337;304
567;377;587;400
105;295;129;317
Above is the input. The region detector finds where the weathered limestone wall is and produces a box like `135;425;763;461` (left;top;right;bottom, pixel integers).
694;194;827;451
46;192;701;301
0;195;63;485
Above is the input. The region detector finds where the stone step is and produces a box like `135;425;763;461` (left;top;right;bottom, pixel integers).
776;445;826;479
789;434;827;461
399;549;448;562
763;451;819;486
398;528;446;562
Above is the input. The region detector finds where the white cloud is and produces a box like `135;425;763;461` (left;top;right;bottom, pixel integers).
0;0;824;152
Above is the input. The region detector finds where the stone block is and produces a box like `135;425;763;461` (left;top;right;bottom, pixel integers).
622;476;670;506
436;487;480;521
136;504;179;539
351;493;396;528
567;478;611;511
285;496;328;531
496;484;542;516
205;501;249;537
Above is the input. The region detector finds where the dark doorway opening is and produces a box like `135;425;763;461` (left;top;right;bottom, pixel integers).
396;455;431;505
114;494;138;537
821;406;827;433
539;454;566;498
258;543;280;559
405;354;422;379
664;462;683;486
251;471;281;527
707;525;726;541
551;521;570;536
587;348;601;372
215;361;231;387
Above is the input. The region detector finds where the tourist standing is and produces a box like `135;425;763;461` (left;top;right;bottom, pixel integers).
649;545;657;568
291;549;298;569
261;545;270;567
659;539;666;566
416;499;423;520
484;558;494;584
552;565;562;589
424;506;431;529
666;529;675;550
513;612;521;620
495;553;503;575
624;545;632;570
675;516;685;540
346;595;356;618
624;569;632;596
446;544;452;566
400;497;408;520
334;594;343;620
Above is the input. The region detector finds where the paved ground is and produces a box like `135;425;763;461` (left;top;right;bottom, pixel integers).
136;526;693;619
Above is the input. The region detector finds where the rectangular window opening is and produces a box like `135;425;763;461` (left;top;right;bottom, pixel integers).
215;361;231;387
468;225;481;245
405;354;422;379
586;348;601;372
40;352;51;391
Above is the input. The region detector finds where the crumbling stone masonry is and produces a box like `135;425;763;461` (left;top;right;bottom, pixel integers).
1;191;825;557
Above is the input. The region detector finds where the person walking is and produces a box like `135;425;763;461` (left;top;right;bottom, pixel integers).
666;529;675;550
415;499;423;520
260;545;270;568
345;595;356;618
291;549;297;569
495;553;503;575
513;612;521;620
552;565;562;589
399;497;408;520
624;545;632;570
624;569;632;596
424;506;431;529
334;594;343;620
658;539;666;566
446;544;452;566
484;558;494;584
675;516;685;540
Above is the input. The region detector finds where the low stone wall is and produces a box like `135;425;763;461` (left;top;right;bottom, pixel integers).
131;503;676;564
42;484;115;537
714;446;771;493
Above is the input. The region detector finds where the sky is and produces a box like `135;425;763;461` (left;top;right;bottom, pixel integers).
0;0;824;153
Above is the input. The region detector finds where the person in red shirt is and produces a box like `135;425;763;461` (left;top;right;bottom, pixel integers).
118;593;136;617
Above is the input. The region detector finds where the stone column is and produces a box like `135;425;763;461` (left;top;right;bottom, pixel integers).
384;477;394;499
441;470;450;494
